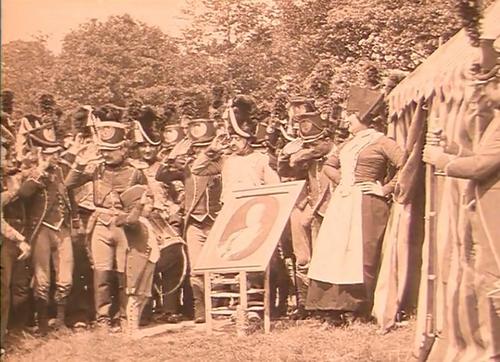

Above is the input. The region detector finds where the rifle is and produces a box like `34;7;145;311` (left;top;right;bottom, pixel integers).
418;127;440;362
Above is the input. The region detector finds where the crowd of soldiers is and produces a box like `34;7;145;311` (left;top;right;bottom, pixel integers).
0;86;388;348
1;44;498;360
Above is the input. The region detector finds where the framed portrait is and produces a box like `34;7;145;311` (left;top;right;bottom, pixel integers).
193;180;305;273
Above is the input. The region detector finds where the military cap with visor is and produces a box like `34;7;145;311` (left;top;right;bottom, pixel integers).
296;112;329;143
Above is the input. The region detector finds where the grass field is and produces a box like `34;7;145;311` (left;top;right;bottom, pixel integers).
4;317;416;362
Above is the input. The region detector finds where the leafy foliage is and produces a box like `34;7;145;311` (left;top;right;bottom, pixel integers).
1;36;55;117
53;15;180;110
3;0;493;124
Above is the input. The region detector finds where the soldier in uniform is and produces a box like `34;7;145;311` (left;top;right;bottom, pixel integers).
192;95;280;203
132;107;187;324
1;90;15;131
114;185;159;333
192;95;289;318
16;121;75;335
16;94;61;158
65;112;147;332
423;36;500;361
64;106;98;329
1;124;31;355
1;96;36;336
156;118;222;323
277;111;334;319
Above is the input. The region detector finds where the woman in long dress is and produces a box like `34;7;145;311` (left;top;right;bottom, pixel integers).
306;96;405;322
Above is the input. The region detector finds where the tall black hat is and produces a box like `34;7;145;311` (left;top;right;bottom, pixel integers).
92;106;128;150
226;94;258;139
133;106;161;146
162;102;179;126
162;124;185;150
288;97;316;118
346;86;384;123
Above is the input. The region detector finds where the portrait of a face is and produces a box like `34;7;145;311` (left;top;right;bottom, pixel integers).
216;196;279;261
193;180;305;273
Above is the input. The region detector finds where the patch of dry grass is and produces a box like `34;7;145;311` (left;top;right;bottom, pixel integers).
4;319;415;362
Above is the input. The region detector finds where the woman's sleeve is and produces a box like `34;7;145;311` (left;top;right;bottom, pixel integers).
323;153;341;184
381;137;405;196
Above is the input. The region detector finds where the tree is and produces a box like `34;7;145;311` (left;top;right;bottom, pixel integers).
179;0;285;101
3;0;494;122
53;14;180;109
276;0;467;106
1;36;55;116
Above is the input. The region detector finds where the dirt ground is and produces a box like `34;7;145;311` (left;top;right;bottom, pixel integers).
3;318;416;362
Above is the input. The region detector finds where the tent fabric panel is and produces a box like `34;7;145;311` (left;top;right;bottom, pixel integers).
388;1;500;118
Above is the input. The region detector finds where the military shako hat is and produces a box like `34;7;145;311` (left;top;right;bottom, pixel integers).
133;106;161;146
162;124;185;150
187;119;217;147
296;112;329;143
24;114;62;153
226;94;257;139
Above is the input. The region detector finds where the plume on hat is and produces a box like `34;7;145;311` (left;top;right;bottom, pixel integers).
226;95;258;139
179;89;210;120
232;95;256;122
73;107;90;131
211;85;225;110
134;106;161;145
72;106;93;138
127;99;144;120
272;92;288;120
159;101;178;130
95;104;125;123
1;90;14;114
39;93;56;113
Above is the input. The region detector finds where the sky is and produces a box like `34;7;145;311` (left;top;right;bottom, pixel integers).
1;0;190;53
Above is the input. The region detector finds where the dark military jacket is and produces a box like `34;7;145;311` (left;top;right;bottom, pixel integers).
277;139;333;216
65;159;147;225
17;162;73;242
156;155;222;231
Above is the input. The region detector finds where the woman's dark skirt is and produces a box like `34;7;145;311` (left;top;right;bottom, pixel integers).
305;194;389;313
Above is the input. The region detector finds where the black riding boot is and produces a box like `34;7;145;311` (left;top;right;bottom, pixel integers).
93;270;113;326
192;283;205;324
35;299;49;336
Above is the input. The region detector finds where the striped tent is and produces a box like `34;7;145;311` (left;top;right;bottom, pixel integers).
372;1;500;360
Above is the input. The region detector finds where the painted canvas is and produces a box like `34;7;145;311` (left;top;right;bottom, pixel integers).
193;181;305;273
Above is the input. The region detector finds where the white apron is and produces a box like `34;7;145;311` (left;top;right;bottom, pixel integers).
308;129;384;284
